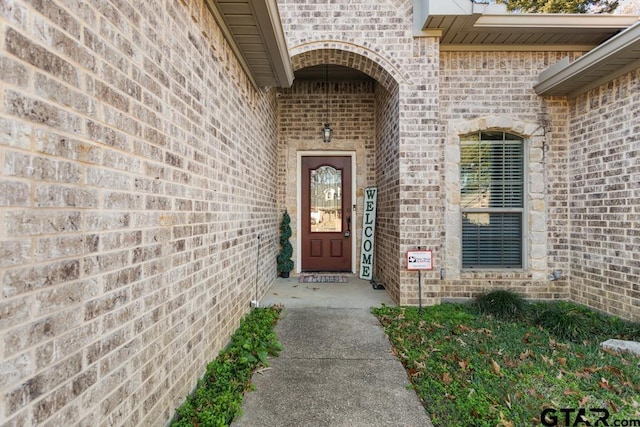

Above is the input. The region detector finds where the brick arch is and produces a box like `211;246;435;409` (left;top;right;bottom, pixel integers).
290;41;408;92
448;115;546;140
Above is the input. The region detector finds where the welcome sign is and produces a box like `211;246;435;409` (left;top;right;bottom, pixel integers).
359;187;377;280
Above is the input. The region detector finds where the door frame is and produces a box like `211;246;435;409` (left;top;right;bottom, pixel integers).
296;151;357;274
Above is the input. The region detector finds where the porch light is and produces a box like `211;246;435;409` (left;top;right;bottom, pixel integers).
322;123;333;143
321;64;332;143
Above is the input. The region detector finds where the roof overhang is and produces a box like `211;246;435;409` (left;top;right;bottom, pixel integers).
414;0;640;50
535;22;640;97
204;0;294;88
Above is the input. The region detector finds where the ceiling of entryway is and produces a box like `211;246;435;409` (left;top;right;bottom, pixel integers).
294;65;374;82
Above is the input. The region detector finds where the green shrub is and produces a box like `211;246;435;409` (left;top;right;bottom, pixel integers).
473;289;527;320
533;301;596;343
602;316;640;341
532;301;640;343
171;306;283;427
277;211;294;275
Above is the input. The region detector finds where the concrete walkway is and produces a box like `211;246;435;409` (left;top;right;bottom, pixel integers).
232;277;433;427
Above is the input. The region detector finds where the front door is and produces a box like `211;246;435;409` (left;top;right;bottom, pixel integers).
301;156;352;272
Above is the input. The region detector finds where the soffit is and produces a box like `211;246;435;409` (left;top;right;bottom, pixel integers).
535;22;640;97
415;0;640;48
205;0;293;88
294;65;374;82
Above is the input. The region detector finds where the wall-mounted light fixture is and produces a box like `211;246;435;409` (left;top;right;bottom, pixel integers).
322;123;332;143
548;270;563;281
321;64;332;143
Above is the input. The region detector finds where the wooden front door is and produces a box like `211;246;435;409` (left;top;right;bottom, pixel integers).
301;156;352;272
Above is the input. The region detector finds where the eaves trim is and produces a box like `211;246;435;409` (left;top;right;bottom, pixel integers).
204;0;258;89
204;0;293;89
415;0;639;45
249;0;294;88
535;21;640;98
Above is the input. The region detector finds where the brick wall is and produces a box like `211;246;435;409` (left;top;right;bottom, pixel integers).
0;0;279;425
397;38;441;306
374;84;401;301
279;0;442;304
278;2;640;320
439;51;639;321
277;80;376;275
3;9;638;427
287;46;404;288
439;51;578;301
568;69;640;321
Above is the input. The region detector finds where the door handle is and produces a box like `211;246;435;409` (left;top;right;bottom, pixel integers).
344;216;351;238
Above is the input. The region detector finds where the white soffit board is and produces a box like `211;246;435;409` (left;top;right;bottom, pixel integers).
415;0;640;47
206;0;293;88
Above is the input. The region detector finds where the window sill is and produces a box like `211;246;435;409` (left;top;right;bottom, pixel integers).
459;269;532;279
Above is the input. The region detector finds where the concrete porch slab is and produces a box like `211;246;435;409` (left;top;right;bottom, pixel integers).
259;275;395;309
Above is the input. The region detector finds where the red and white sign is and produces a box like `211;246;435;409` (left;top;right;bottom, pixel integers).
407;250;433;271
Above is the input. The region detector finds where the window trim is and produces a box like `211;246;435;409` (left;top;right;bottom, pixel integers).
459;132;528;271
444;116;547;281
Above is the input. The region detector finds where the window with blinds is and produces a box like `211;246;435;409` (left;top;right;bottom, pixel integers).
460;131;524;268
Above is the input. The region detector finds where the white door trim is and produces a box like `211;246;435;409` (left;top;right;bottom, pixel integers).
296;151;357;274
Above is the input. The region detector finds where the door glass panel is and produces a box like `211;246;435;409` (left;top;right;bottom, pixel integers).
310;166;342;232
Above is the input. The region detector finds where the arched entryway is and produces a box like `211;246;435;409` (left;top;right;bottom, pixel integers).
277;43;404;301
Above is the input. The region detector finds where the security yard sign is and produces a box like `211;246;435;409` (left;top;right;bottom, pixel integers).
407;250;433;271
407;248;433;314
359;187;377;280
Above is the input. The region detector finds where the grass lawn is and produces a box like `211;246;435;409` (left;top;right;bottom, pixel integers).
373;303;640;427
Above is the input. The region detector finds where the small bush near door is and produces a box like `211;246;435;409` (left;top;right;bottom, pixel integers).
277;211;294;277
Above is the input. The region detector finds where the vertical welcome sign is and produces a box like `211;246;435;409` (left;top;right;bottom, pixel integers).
359;187;377;280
